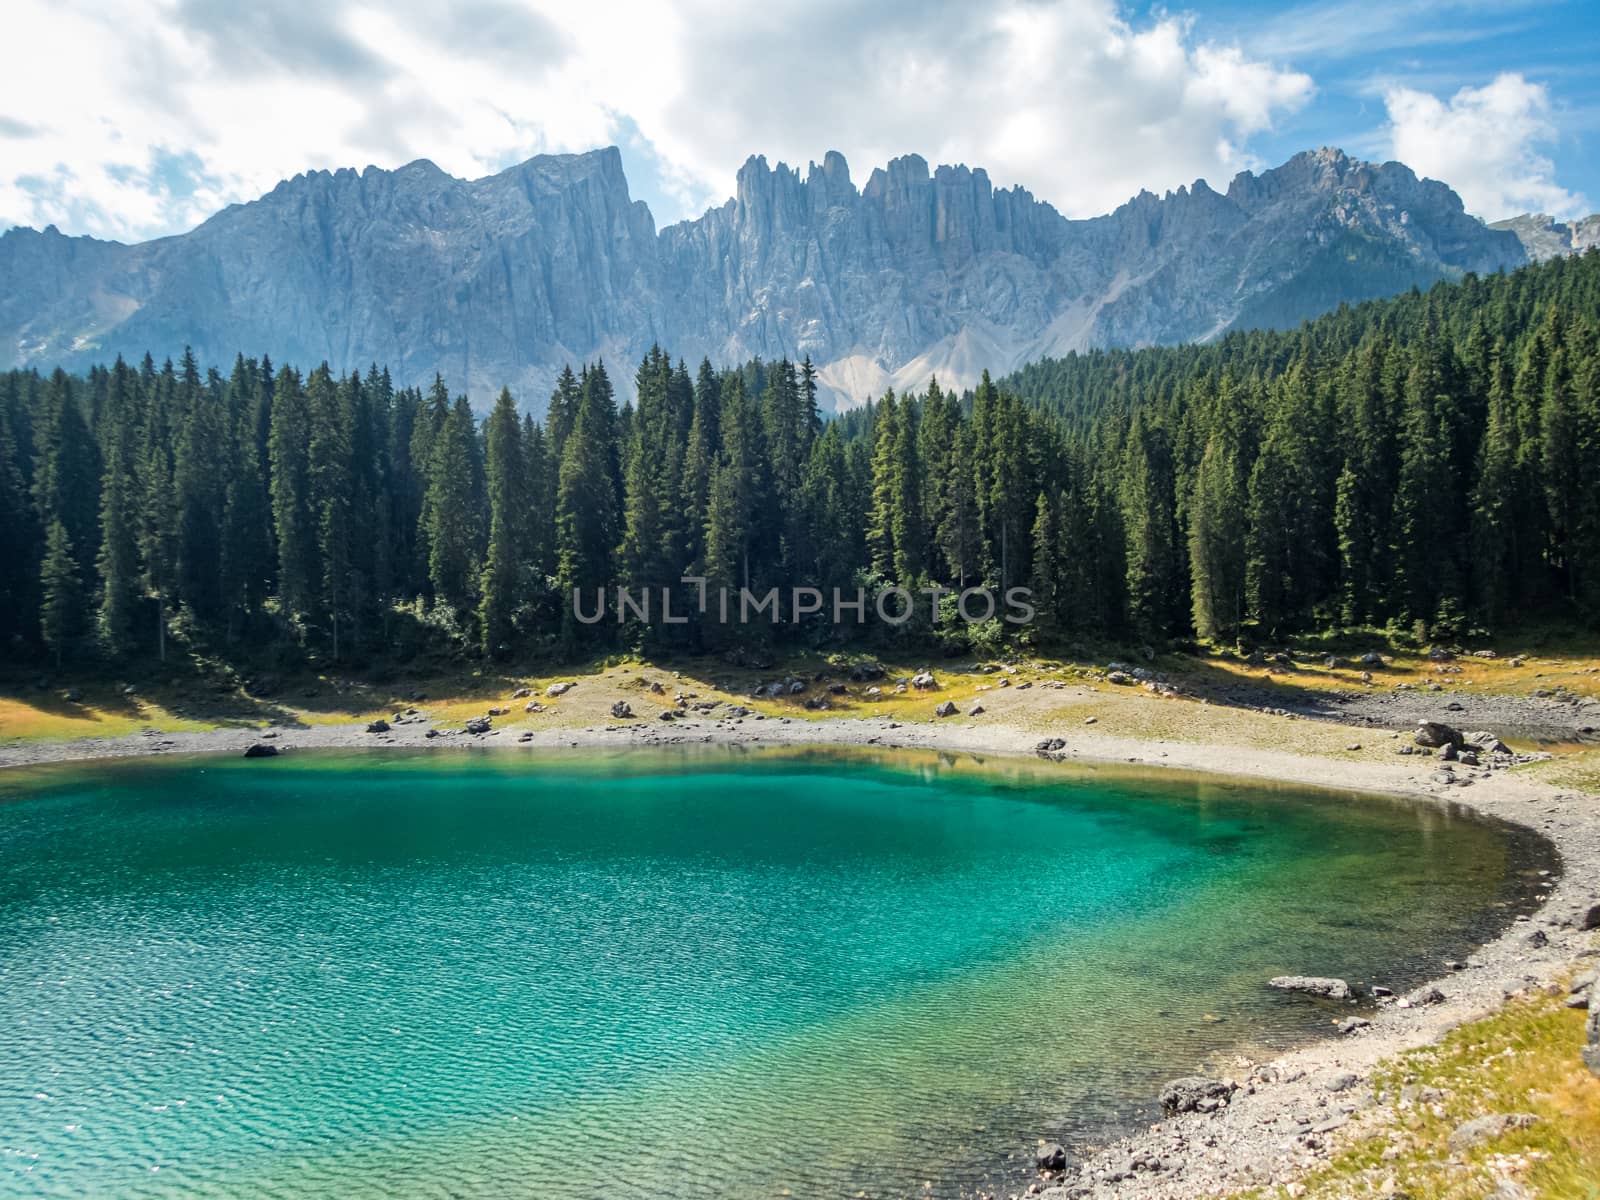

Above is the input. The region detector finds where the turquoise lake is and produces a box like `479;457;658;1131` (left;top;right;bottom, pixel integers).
0;746;1548;1198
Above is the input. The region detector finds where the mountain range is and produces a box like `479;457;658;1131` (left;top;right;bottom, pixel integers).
1;145;1589;411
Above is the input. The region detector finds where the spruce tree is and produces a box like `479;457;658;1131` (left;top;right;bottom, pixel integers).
424;394;482;613
96;360;143;654
39;519;84;667
480;388;530;656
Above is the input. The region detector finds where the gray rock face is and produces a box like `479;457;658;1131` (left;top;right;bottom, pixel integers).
1489;212;1600;262
0;145;1525;413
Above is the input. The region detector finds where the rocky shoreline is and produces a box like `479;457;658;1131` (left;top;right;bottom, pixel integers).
3;700;1598;1200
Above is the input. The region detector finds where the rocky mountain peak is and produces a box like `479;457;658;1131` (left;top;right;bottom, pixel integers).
1490;211;1600;261
0;145;1532;412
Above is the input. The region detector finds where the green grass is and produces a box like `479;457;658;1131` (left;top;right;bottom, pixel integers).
1237;984;1600;1200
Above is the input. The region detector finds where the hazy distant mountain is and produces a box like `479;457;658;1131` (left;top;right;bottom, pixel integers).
0;145;1527;411
1489;212;1600;262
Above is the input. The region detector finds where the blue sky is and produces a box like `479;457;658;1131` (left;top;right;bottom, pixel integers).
1;0;1594;243
1175;0;1600;202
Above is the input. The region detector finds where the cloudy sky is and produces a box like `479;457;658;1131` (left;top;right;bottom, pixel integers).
1;0;1594;243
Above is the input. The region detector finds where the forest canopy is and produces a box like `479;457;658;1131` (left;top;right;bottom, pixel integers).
4;250;1600;670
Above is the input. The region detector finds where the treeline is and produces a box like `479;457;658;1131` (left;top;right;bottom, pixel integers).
3;250;1600;671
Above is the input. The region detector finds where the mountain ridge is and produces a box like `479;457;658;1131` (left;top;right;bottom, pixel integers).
0;145;1539;410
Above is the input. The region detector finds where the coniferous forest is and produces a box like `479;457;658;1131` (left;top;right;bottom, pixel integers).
5;250;1600;672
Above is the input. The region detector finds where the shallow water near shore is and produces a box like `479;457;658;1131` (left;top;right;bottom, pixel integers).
0;745;1551;1199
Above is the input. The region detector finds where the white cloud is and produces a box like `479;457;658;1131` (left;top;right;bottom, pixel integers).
1384;72;1585;221
0;0;1315;242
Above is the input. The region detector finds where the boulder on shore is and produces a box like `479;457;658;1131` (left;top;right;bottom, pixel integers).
610;701;634;719
1268;975;1352;1001
1158;1076;1236;1115
546;681;575;697
464;716;491;734
934;700;958;717
242;743;279;759
1414;721;1465;749
1035;1142;1067;1172
911;671;938;690
365;719;390;733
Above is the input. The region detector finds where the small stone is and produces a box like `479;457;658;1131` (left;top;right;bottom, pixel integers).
1448;1113;1539;1153
1035;1142;1067;1172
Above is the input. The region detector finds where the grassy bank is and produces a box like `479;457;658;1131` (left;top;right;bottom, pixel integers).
1235;982;1600;1200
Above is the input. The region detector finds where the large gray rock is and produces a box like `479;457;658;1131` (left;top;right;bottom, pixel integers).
0;147;1526;413
1269;975;1352;1000
1415;721;1466;749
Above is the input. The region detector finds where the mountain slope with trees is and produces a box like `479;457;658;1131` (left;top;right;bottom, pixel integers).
4;251;1600;674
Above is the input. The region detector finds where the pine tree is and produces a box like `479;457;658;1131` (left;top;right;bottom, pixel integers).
1188;424;1248;640
424;393;482;613
0;399;38;645
39;519;84;667
96;359;143;654
480;387;530;656
174;355;225;620
268;367;317;622
556;375;620;637
33;369;100;583
1120;412;1180;638
866;392;902;579
307;365;355;657
1469;343;1518;626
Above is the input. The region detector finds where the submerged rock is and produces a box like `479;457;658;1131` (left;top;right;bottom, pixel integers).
1268;975;1352;1000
